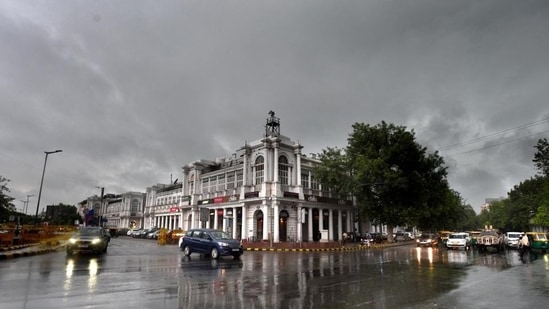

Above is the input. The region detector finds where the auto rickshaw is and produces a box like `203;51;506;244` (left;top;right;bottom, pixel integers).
526;232;549;253
438;230;452;246
468;230;481;248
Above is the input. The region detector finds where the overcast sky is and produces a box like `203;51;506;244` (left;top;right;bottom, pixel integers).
2;0;548;216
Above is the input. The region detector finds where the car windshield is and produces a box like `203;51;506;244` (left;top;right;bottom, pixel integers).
209;231;232;240
421;234;434;239
507;233;521;238
77;229;101;236
449;234;467;239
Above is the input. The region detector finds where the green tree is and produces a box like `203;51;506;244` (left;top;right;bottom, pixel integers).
493;176;547;230
44;203;82;225
533;138;549;176
531;138;549;227
1;176;16;221
316;121;457;238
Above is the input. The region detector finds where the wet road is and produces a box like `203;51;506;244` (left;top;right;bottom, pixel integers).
0;237;548;308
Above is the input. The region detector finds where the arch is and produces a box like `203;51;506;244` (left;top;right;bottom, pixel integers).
186;214;192;230
253;209;264;242
279;209;289;241
254;156;264;185
278;155;289;185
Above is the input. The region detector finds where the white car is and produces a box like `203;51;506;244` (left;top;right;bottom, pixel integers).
446;232;470;250
504;232;522;249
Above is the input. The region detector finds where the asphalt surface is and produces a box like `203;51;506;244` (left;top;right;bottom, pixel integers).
0;239;403;259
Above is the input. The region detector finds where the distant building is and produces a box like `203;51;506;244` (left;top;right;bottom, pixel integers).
480;197;504;212
143;182;186;231
85;192;145;228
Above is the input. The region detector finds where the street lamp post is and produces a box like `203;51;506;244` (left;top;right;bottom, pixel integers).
34;150;62;224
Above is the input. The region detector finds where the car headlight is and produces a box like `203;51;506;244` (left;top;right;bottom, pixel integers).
69;238;77;244
218;242;229;247
91;238;101;245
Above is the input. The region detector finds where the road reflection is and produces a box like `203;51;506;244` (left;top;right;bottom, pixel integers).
173;247;547;308
64;256;104;293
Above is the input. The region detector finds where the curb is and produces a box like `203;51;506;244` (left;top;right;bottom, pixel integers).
0;246;60;260
0;243;65;260
244;242;412;252
0;244;33;252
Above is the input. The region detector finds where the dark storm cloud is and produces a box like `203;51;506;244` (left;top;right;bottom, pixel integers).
1;0;549;213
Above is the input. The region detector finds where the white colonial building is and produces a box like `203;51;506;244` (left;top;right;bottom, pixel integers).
142;112;356;243
86;112;359;243
84;192;145;229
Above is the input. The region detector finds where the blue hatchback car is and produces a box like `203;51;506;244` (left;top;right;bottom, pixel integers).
179;228;243;259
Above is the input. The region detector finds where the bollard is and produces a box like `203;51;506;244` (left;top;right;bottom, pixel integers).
157;228;167;245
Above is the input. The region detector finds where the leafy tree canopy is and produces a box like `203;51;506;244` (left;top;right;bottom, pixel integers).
43;203;82;226
315;121;460;232
533;138;549;176
1;176;16;220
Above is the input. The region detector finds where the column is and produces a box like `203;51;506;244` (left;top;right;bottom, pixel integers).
273;200;279;243
349;210;353;233
273;143;279;183
182;166;190;195
241;205;247;241
319;209;324;241
213;208;218;230
308;208;313;242
337;209;343;241
232;207;237;239
328;209;334;241
263;202;269;241
242;145;249;186
297;205;304;242
222;208;227;232
295;146;302;186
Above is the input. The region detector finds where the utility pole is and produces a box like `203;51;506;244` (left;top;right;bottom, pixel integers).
96;187;104;227
35;149;62;224
21;195;35;214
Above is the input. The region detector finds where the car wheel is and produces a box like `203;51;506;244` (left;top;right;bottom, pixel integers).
232;253;241;259
183;246;191;256
103;245;108;253
211;247;219;259
66;248;73;256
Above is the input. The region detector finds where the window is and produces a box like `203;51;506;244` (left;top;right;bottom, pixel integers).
209;176;217;192
227;172;235;189
189;174;195;195
301;173;309;188
202;178;209;193
279;155;289;185
255;156;264;185
217;175;225;191
131;199;139;213
311;175;319;190
237;170;243;187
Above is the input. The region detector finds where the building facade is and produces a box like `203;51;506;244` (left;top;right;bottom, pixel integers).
86;113;357;243
85;192;145;229
144;112;356;243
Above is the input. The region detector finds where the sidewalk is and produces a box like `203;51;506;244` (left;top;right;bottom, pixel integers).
243;240;413;252
0;240;64;260
1;239;414;260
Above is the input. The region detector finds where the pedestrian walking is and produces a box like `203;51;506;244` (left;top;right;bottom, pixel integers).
519;233;530;258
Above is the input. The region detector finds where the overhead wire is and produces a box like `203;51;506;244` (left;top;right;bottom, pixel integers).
438;117;549;157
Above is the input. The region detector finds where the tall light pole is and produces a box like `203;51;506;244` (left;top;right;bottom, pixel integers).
95;186;104;227
34;150;62;224
22;194;35;214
